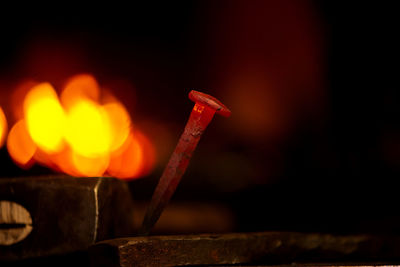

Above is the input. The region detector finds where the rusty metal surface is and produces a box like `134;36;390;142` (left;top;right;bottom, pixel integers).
0;176;135;261
89;232;400;267
140;91;231;235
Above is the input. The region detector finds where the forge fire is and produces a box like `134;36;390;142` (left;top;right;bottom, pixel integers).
0;74;155;179
1;0;399;266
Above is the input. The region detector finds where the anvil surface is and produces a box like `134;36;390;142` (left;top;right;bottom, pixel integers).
90;232;400;267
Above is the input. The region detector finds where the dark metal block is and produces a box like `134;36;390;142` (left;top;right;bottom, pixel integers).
90;232;400;267
0;176;135;261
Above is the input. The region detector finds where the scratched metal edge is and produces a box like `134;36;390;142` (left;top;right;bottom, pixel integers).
92;178;102;243
95;176;136;241
89;232;400;267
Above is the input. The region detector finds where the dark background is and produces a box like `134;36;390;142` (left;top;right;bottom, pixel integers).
0;1;399;234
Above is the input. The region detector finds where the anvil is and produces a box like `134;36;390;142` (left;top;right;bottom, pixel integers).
0;176;135;261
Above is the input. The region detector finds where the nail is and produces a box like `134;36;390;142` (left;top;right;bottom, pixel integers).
139;90;231;235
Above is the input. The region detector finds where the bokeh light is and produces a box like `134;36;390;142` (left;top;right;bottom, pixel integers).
5;74;155;179
0;107;7;148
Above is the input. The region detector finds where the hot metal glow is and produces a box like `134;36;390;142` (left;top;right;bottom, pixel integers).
24;83;66;153
7;120;36;167
0;107;8;148
5;74;155;179
65;100;112;157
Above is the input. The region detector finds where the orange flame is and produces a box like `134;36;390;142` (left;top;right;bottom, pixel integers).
0;107;8;148
5;74;155;179
7;120;36;168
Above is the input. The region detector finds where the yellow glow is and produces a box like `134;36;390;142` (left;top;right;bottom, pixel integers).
71;152;109;177
103;102;131;152
23;83;66;153
0;107;7;148
6;74;156;179
65;100;112;157
61;74;100;110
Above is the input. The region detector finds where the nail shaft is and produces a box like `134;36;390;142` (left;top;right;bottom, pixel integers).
139;91;230;235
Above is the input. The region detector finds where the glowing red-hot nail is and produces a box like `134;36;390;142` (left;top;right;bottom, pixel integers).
140;90;231;235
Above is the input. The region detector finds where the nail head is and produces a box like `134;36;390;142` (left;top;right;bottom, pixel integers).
189;90;231;117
